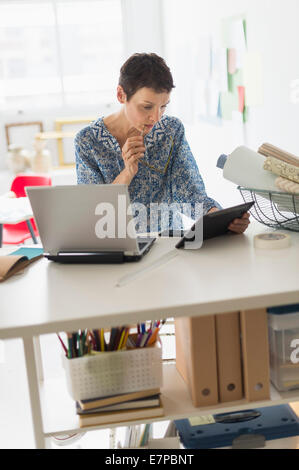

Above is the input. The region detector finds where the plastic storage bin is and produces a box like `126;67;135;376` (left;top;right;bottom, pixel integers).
268;305;299;392
62;343;163;401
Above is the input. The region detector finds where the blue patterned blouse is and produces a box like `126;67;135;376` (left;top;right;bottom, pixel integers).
75;115;222;232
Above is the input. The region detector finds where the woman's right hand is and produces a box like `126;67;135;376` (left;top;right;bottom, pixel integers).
122;129;145;179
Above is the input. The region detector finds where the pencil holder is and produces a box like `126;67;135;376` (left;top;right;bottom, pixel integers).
62;342;163;401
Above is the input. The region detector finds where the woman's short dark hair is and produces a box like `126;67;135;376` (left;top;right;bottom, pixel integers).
119;53;175;100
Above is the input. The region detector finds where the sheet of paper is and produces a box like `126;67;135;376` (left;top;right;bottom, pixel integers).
220;91;238;120
244;52;264;106
238;86;245;112
228;48;237;74
228;69;244;93
235;20;247;69
223;18;246;49
222;18;247;69
243;106;249;123
211;46;228;92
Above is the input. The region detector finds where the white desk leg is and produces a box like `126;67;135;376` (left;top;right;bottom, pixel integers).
22;336;46;449
33;336;44;382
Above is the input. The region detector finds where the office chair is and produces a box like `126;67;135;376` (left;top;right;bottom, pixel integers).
2;174;52;245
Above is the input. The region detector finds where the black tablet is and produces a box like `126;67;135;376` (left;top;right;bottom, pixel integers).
175;201;255;249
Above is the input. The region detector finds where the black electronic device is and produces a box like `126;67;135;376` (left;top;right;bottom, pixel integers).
175;201;255;249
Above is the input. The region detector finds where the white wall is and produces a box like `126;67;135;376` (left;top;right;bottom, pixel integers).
121;0;164;57
162;0;299;207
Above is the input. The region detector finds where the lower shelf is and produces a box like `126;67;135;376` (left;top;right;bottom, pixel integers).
40;363;299;437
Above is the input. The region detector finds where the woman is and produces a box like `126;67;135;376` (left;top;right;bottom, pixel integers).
75;53;250;234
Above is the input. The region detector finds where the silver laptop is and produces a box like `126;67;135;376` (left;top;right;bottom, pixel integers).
26;185;155;263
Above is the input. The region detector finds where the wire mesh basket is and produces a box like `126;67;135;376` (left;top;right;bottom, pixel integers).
238;187;299;232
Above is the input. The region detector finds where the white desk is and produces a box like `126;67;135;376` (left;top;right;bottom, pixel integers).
0;221;299;448
0;197;35;246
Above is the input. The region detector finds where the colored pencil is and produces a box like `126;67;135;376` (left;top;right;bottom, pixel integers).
100;329;105;352
113;328;122;351
144;329;152;347
109;328;118;351
122;328;130;349
67;333;73;359
117;327;126;350
57;334;68;355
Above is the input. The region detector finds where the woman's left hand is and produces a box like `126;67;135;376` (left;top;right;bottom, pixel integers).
208;207;251;234
228;212;251;234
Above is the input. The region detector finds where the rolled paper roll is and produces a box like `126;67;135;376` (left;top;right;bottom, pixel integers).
219;146;278;191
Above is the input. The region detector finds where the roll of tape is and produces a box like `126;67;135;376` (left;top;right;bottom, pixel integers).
254;232;291;250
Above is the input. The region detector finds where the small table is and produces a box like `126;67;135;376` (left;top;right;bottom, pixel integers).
0;197;36;247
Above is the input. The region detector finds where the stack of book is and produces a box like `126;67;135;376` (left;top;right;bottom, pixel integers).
76;388;164;428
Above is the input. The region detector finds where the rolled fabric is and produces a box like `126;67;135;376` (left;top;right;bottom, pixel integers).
275;177;299;195
264;156;299;184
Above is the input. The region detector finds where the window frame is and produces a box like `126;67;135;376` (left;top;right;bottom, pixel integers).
0;0;125;112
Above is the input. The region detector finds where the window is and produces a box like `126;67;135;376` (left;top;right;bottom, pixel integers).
0;0;123;111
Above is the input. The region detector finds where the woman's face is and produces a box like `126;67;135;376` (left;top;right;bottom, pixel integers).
118;86;171;134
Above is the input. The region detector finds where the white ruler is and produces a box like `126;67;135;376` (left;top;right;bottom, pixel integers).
116;250;178;288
